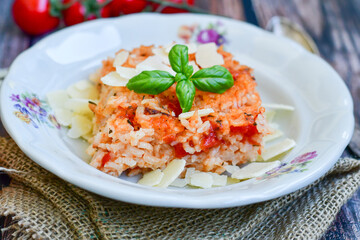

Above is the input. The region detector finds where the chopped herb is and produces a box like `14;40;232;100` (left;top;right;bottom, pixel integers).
244;113;252;116
109;129;113;134
208;115;214;118
253;122;257;126
88;101;97;105
127;119;133;126
251;76;256;81
142;95;145;100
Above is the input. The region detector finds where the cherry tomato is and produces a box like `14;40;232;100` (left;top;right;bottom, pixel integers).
121;0;147;15
108;0;123;16
152;0;195;14
12;0;60;35
62;0;112;26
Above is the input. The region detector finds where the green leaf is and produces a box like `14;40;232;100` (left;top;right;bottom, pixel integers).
184;64;194;78
176;79;196;113
191;65;234;93
169;44;189;74
175;73;187;82
126;70;175;95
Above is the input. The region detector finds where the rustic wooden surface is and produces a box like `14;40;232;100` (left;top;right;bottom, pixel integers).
0;0;359;239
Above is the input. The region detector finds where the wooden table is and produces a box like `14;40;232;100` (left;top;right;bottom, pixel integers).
1;0;359;239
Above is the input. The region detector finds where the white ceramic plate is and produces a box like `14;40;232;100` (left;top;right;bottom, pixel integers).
0;13;354;208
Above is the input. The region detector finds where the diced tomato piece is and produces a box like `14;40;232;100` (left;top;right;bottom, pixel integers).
230;125;258;136
200;132;222;151
174;143;189;158
163;134;176;144
167;100;182;117
101;152;111;168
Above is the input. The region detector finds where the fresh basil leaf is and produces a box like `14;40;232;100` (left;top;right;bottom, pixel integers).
184;64;194;78
176;79;196;113
175;73;187;82
191;65;234;94
169;44;189;74
126;70;175;95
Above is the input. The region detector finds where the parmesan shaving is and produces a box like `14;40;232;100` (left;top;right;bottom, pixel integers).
101;72;128;87
195;43;224;68
156;159;186;188
232;161;281;180
138;169;164;186
189;172;213;189
169;178;187;188
47;90;69;109
116;66;138;79
113;50;129;67
178;108;214;119
262;138;296;161
262;103;295;111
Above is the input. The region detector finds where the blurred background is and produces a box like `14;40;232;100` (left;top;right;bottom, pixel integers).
1;0;360;239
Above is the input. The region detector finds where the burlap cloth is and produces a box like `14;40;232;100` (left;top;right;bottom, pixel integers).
0;137;360;239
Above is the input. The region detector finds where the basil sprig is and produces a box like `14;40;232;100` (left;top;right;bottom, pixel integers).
126;44;234;113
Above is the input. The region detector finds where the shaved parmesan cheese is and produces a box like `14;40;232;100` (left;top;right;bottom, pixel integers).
47;90;69;109
263;129;284;143
190;172;213;188
64;99;93;115
101;72;128;87
67;83;98;100
75;80;92;91
209;173;227;187
195;43;224;68
232;161;281;180
67;115;92;138
152;47;170;65
136;55;176;75
185;167;197;183
178;108;214;119
262;103;295;111
156;159;186;188
186;43;197;54
53;108;72;126
169;178;187;188
116;66;138;79
262;138;296;161
227;177;241;185
138;169;164;186
224;165;241;174
264;110;276;122
189;61;200;72
113;50;129;67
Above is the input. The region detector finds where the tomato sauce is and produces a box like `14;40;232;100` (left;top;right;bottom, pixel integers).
101;152;111;168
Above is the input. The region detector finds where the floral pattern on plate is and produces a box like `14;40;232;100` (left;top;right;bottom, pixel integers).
178;21;227;46
257;151;318;180
10;92;60;129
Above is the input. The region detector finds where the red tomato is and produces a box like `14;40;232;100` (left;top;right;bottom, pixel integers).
121;0;147;14
12;0;60;35
108;0;123;16
62;0;112;26
152;0;195;14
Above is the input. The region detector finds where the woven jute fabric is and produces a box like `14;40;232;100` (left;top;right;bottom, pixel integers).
1;137;360;240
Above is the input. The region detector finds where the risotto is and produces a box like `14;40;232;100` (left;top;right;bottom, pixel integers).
85;43;270;178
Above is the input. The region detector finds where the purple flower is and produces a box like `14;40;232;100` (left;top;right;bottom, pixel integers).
10;94;20;102
22;97;45;115
216;35;226;46
197;29;220;44
291;151;318;164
